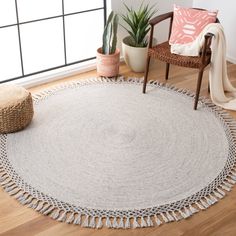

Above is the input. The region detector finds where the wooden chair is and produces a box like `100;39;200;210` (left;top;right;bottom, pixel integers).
142;10;219;110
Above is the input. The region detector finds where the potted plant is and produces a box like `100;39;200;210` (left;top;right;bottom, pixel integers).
96;11;120;77
121;3;157;72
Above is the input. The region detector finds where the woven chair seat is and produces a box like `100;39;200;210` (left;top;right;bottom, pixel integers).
0;85;34;133
148;41;211;69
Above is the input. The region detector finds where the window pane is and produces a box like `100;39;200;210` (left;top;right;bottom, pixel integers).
0;0;17;27
17;0;62;22
64;0;103;14
0;26;22;81
20;18;65;74
65;10;104;63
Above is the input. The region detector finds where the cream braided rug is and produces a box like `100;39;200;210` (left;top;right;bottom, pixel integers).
1;78;236;229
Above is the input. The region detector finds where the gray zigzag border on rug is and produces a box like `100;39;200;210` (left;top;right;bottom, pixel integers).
1;77;236;229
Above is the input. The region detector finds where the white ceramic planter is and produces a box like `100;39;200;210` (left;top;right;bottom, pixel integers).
122;36;148;73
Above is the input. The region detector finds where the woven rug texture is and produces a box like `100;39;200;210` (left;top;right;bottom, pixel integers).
0;78;236;229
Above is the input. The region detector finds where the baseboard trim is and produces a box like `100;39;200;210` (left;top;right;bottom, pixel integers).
6;57;125;89
227;55;236;64
6;60;97;88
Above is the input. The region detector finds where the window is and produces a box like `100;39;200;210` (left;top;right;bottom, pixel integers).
0;0;106;83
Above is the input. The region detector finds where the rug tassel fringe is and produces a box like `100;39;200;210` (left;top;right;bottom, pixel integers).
172;211;180;221
208;194;218;204
205;196;214;206
214;191;224;199
0;179;11;187
28;200;39;209
96;217;103;229
14;191;24;200
57;211;67;222
6;187;20;196
132;217;140;228
118;217;124;228
21;195;33;205
217;187;226;196
113;217;119;228
125;217;131;228
51;209;60;220
221;184;231;192
65;213;74;224
147;216;153;227
140;216;147;227
184;207;192;217
3;181;14;189
105;217;112;228
230;173;236;180
43;206;54;215
35;201;44;211
19;195;29;205
189;205;199;214
73;213;81;225
228;178;236;184
154;215;162;226
223;181;233;189
40;204;51;214
160;213;169;223
200;199;209;208
166;212;174;221
89;216;96;228
178;209;188;219
82;215;89;227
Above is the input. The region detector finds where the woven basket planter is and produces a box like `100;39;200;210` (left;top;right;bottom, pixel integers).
0;87;34;134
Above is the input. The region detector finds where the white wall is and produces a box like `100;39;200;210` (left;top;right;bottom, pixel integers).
111;0;192;54
193;0;236;63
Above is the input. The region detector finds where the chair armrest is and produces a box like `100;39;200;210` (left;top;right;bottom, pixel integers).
205;33;214;43
148;12;173;48
149;12;173;26
204;33;214;51
201;33;215;65
205;32;214;38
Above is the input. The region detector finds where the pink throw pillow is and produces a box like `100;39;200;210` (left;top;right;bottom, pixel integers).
169;5;218;45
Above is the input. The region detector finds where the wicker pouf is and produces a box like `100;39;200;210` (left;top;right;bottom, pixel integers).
0;85;34;134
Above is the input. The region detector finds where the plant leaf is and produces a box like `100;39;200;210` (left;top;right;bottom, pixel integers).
102;11;114;53
120;2;158;47
111;14;119;54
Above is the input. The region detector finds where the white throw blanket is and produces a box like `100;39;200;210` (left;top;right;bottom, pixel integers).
171;23;236;110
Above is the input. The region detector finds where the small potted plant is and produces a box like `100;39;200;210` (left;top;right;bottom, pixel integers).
121;3;157;72
96;11;120;77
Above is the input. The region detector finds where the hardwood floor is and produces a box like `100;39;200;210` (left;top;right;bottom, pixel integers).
1;61;236;236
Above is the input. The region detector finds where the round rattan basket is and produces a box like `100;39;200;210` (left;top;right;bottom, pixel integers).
0;86;34;134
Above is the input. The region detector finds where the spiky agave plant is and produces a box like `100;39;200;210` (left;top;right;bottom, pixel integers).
102;11;119;54
121;2;157;47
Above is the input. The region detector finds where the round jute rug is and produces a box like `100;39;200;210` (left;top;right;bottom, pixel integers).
1;78;236;229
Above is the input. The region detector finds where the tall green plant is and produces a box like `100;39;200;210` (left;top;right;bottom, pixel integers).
102;11;119;54
121;2;157;47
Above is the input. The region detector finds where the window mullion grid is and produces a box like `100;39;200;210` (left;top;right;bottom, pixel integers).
0;1;106;83
103;0;107;27
62;0;67;65
15;0;24;76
